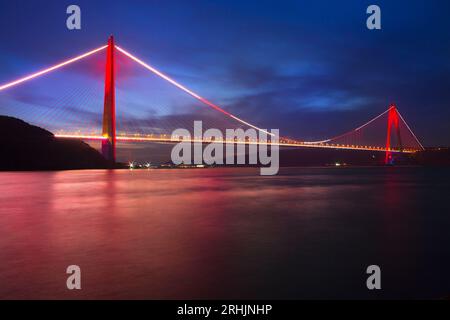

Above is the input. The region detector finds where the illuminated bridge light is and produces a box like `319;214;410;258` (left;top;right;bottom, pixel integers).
114;45;277;138
53;134;417;153
0;45;107;91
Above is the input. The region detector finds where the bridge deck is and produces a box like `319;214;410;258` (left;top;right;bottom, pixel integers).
55;134;417;153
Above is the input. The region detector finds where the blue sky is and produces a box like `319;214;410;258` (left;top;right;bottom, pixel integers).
0;0;449;145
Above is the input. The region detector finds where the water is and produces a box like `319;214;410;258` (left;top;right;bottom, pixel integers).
0;167;449;299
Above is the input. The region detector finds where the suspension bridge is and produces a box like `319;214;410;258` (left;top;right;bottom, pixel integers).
0;36;424;164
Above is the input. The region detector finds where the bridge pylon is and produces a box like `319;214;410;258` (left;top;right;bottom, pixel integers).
385;104;402;164
102;35;116;163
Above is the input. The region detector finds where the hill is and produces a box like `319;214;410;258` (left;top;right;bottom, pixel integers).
0;116;113;170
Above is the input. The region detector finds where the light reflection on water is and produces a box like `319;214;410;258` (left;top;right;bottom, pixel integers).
0;167;449;299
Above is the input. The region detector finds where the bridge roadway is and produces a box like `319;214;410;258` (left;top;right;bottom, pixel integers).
54;133;417;153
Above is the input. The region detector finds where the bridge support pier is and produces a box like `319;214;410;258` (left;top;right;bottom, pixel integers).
102;36;116;163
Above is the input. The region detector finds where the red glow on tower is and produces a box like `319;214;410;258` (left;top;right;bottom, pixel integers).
102;36;116;162
385;104;402;164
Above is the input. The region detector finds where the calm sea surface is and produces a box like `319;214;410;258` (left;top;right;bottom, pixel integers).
0;167;449;299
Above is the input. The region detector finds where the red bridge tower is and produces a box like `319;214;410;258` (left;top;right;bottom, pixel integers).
102;36;116;162
385;104;403;164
